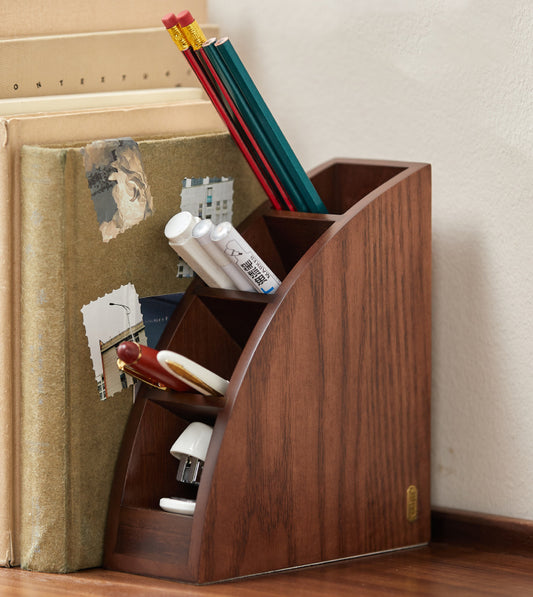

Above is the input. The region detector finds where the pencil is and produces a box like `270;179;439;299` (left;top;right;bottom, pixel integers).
202;39;309;213
198;39;297;211
213;37;328;214
174;11;295;211
162;13;284;210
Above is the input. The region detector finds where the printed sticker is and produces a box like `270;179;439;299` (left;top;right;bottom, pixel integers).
82;138;153;242
180;176;233;224
175;176;234;278
81;284;145;400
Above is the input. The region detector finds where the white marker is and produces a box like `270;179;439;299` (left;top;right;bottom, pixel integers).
164;211;236;289
210;221;281;294
192;219;255;292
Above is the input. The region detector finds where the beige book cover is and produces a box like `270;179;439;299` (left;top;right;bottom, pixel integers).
0;99;228;567
0;25;219;100
0;87;204;118
18;133;266;573
0;0;208;37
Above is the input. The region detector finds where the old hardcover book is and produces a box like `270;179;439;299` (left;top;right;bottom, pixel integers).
18;132;266;572
0;0;223;570
0;99;226;568
0;0;208;38
0;26;218;100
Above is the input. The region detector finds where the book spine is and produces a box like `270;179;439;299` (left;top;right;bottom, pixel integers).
19;145;71;572
0;120;16;567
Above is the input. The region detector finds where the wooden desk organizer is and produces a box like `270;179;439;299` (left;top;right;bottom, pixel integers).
103;158;432;583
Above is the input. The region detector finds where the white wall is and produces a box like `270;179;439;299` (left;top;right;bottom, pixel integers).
208;0;533;521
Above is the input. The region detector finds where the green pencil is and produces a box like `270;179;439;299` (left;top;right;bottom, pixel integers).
201;40;307;212
210;37;328;214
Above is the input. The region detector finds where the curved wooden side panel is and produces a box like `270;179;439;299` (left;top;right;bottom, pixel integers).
104;159;431;584
193;161;431;582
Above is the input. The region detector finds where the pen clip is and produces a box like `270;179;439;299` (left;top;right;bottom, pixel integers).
117;359;168;391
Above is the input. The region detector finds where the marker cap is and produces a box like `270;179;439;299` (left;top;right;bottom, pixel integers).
210;221;232;242
170;422;213;461
165;211;199;246
116;341;140;365
191;218;214;239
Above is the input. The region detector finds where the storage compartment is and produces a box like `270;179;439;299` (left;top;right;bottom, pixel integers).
121;401;194;510
309;158;408;214
104;159;432;584
158;293;243;381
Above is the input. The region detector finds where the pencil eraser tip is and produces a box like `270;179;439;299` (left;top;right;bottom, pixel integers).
117;341;140;364
176;10;194;27
161;13;178;28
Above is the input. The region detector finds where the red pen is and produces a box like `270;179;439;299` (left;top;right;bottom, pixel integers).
116;341;192;392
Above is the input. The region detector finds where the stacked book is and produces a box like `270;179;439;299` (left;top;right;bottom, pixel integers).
0;0;267;573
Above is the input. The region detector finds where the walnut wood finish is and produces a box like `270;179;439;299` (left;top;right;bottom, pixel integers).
4;539;533;596
5;509;533;595
104;158;432;583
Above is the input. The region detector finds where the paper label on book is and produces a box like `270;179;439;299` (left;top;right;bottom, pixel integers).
82;138;153;243
81;287;185;400
81;284;145;400
180;176;234;224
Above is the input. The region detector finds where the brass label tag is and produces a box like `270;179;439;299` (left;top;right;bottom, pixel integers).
406;485;418;522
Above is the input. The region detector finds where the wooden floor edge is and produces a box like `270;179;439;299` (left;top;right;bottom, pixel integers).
431;506;533;554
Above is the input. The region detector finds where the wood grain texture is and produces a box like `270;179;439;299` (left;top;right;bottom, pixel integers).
194;160;432;581
4;540;533;596
104;159;432;583
307;158;408;214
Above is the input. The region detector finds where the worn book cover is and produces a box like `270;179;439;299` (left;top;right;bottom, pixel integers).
18;132;266;572
0;99;226;568
0;0;207;38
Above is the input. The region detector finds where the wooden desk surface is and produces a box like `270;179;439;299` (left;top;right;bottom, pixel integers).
1;541;533;597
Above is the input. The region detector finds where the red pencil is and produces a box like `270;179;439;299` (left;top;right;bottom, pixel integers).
163;13;294;211
173;10;295;212
196;39;296;211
